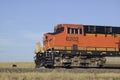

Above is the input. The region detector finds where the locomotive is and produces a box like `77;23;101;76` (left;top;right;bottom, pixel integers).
34;24;120;68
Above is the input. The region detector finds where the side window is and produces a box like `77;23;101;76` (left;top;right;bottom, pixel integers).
75;29;78;34
67;28;70;34
71;28;74;34
67;28;82;34
79;29;82;34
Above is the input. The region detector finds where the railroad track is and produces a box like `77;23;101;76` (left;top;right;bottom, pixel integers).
0;67;120;73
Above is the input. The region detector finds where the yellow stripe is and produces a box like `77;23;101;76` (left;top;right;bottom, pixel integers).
86;33;120;37
53;46;119;52
107;48;116;51
66;47;72;50
116;48;119;51
86;34;106;36
96;48;106;51
54;46;64;50
116;34;120;37
86;34;95;36
54;46;72;50
78;47;86;50
87;48;96;51
106;34;112;37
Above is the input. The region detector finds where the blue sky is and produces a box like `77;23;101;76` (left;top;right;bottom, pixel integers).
0;0;120;62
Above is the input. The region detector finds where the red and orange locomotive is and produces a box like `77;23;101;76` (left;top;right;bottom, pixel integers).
35;24;120;68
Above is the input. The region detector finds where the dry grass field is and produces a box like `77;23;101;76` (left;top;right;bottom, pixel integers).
0;62;35;68
1;72;120;80
0;62;120;80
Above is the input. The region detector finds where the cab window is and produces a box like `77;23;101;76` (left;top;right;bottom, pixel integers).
54;27;64;33
79;29;82;34
67;28;82;34
75;29;78;34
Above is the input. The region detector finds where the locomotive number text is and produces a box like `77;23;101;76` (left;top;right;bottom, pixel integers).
66;37;79;42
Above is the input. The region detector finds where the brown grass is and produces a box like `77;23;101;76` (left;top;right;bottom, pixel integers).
0;62;35;68
0;72;120;80
0;62;120;80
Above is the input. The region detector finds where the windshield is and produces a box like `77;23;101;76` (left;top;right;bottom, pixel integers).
55;27;64;33
47;27;64;35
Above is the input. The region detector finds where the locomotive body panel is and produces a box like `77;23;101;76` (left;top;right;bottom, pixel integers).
43;24;120;52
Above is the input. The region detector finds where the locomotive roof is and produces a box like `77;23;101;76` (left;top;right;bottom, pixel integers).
84;25;120;34
58;24;120;34
56;24;120;28
48;24;120;35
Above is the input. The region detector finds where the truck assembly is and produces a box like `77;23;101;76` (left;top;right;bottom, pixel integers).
34;24;120;68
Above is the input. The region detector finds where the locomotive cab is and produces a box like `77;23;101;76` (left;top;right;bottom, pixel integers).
43;24;65;50
43;24;84;51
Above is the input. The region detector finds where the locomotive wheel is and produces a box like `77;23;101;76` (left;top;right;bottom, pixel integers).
64;66;71;69
44;65;54;68
63;64;71;68
98;65;103;68
81;63;89;68
97;61;104;68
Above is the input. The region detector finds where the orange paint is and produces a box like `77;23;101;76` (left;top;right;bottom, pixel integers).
43;24;120;50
